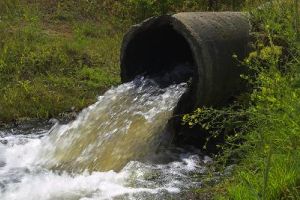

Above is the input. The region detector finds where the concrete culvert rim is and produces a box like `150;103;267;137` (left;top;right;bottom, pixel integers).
120;12;250;149
121;12;250;117
120;15;199;89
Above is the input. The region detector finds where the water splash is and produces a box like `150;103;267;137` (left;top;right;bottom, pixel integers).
0;128;208;200
0;77;210;199
36;77;187;172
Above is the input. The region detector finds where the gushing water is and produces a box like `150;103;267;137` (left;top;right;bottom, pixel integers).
0;77;209;200
41;77;188;172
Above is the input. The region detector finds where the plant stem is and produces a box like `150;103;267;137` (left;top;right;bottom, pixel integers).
295;0;300;40
263;148;272;200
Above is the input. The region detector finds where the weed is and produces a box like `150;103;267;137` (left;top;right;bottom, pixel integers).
183;1;300;199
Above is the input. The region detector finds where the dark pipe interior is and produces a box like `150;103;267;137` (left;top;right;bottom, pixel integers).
124;23;195;87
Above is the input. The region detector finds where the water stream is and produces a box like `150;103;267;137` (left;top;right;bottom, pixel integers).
0;77;210;200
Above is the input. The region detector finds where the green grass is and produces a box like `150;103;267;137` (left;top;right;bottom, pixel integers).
0;1;123;122
222;60;300;199
183;1;300;199
222;1;300;198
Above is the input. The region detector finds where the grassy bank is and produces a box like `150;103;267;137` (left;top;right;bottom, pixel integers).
0;0;125;122
183;1;300;199
221;9;300;199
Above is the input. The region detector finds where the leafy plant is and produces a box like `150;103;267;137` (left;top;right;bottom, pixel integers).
184;1;300;199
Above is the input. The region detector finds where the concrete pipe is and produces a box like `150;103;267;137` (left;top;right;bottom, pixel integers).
120;12;250;116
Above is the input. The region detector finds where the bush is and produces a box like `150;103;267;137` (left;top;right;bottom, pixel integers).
183;1;300;199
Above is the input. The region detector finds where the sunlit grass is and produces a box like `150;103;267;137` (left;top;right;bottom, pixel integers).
0;2;122;122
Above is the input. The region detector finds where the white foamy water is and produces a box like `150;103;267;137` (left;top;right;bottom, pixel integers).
0;77;209;200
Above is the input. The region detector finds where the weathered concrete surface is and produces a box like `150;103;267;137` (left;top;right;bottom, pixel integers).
120;12;250;149
121;12;250;115
121;12;250;113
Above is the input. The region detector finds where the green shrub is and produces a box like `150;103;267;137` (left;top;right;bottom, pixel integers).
183;1;300;199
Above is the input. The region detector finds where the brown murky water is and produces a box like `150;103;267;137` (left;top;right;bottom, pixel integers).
0;77;210;200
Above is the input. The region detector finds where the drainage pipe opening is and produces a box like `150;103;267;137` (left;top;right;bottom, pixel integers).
121;21;195;87
121;12;250;115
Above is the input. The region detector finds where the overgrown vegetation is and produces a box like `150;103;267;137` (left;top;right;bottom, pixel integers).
183;0;300;199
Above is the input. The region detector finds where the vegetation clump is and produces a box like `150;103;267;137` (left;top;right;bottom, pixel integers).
183;0;300;199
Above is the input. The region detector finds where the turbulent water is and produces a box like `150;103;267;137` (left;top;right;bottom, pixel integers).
0;77;210;200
